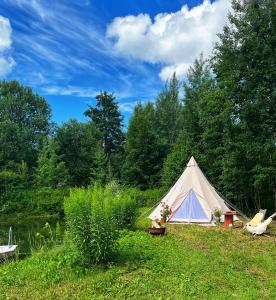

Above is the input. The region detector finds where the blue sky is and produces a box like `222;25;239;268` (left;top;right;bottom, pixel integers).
0;0;230;125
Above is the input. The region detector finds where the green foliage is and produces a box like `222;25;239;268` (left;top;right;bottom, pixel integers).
154;73;183;158
162;56;213;188
0;187;69;216
0;247;77;298
211;0;276;211
55;119;103;186
84;91;125;179
124;75;182;189
162;131;194;188
0;169;28;211
64;185;120;265
29;222;63;252
35;139;70;188
123;102;162;189
90;144;108;186
0;120;23;170
0;80;51;169
112;194;137;230
64;184;139;266
127;188;164;207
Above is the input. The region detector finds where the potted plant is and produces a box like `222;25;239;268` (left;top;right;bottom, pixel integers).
148;203;172;235
148;222;166;235
160;202;172;223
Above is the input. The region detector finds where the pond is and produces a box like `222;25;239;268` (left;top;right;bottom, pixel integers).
0;216;64;257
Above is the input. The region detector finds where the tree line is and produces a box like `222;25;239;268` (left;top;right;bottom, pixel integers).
0;0;275;214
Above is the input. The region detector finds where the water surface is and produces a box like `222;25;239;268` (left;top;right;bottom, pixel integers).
0;216;64;256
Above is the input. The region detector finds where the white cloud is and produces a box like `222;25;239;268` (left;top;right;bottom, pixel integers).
107;0;231;81
119;101;139;113
42;85;98;98
11;0;47;19
0;15;14;77
119;99;152;113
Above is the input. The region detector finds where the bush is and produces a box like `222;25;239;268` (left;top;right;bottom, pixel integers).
33;188;68;215
113;192;137;230
127;188;165;207
64;184;139;266
64;185;117;266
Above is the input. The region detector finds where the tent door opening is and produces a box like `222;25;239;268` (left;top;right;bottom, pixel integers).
169;189;209;223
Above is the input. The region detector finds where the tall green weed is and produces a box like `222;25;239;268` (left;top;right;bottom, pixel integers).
64;184;138;266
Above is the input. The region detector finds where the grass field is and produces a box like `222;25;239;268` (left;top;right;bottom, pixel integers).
0;217;275;300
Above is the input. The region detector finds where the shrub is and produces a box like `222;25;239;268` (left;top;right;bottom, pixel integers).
64;184;140;266
34;188;68;215
113;192;137;230
127;188;164;207
64;185;119;266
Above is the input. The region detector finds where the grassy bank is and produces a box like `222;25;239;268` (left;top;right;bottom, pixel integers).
0;221;275;299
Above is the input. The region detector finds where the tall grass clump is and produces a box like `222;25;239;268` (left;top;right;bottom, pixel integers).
110;186;137;230
64;185;117;265
64;183;138;266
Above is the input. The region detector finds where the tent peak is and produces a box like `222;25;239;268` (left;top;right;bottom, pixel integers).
187;156;198;167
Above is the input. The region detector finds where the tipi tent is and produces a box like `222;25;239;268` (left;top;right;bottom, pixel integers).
149;156;233;224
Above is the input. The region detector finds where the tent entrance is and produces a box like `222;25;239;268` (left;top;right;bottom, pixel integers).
169;189;209;223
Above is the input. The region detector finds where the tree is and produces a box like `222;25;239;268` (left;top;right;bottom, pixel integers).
182;54;212;150
162;56;217;187
123;102;162;189
212;0;276;211
55;119;103;187
35;139;70;188
154;73;182;157
162;131;194;189
90;143;107;186
0;120;22;170
84;92;125;179
0;81;52;169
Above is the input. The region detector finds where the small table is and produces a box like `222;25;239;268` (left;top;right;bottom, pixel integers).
223;211;238;228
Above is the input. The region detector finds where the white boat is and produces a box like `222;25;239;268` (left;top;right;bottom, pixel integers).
0;227;17;258
0;245;17;255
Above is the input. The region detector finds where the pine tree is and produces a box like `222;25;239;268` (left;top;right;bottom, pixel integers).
162;56;217;187
84;92;125;179
123;102;162;189
154;73;182;156
90;143;107;186
162;131;193;188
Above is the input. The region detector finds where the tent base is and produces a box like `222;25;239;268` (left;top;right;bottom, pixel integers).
167;222;216;227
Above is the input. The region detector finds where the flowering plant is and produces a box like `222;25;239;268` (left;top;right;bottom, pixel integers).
160;202;172;223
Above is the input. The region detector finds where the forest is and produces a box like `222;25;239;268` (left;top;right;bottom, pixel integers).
0;0;275;218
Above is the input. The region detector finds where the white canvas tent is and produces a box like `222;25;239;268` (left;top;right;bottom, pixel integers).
149;156;234;224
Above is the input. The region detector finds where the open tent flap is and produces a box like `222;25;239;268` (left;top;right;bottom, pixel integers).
169;189;210;223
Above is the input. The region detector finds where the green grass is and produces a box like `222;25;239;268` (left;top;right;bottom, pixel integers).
0;218;275;299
